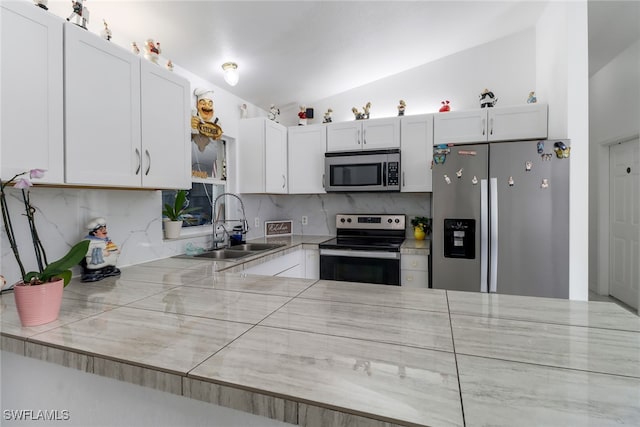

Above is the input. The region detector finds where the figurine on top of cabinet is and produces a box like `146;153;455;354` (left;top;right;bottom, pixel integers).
439;100;450;112
268;104;280;122
100;19;112;41
323;108;333;123
80;217;120;282
144;39;161;64
166;59;174;71
67;0;89;29
34;0;48;10
397;100;406;116
131;42;140;55
527;91;537;104
363;102;371;119
479;88;498;108
298;106;307;126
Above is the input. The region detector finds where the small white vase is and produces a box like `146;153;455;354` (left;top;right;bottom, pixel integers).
164;220;183;239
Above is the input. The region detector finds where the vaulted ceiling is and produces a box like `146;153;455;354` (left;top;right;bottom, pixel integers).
44;1;639;111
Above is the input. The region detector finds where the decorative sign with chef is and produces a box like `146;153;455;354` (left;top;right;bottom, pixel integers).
191;88;224;179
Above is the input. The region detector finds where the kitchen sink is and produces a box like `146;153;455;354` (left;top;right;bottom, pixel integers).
226;243;286;252
193;249;254;260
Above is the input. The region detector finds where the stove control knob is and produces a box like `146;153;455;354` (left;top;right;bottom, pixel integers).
395;219;400;223
387;218;393;223
347;218;352;223
340;218;346;223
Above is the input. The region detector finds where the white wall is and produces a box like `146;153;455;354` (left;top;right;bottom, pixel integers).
536;1;590;301
279;28;537;126
589;39;640;296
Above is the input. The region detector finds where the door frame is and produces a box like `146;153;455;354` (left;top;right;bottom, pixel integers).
595;133;639;298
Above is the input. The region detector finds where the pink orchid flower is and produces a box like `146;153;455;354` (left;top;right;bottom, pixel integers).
13;177;33;189
29;169;46;179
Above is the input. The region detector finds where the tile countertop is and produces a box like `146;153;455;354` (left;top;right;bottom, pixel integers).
2;237;640;426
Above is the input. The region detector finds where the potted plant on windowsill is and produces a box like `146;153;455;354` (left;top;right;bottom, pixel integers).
162;189;200;239
1;169;90;326
410;216;432;241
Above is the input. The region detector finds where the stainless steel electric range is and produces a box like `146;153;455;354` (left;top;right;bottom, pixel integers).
319;214;406;286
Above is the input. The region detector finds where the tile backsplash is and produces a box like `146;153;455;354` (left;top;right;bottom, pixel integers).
1;187;429;284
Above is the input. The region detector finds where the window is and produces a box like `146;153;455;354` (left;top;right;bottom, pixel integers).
162;183;225;229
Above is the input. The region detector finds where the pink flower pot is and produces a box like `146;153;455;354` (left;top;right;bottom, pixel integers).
13;279;64;327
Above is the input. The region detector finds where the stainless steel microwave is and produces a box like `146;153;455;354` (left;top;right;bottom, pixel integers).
324;149;400;192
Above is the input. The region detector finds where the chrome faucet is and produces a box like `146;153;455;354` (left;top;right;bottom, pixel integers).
211;192;248;249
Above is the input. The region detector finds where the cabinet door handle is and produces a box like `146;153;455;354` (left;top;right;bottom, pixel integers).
145;150;151;175
489;117;494;135
482;118;486;136
363;129;367;144
322;174;325;188
135;148;141;175
402;171;405;187
282;174;286;189
357;129;361;144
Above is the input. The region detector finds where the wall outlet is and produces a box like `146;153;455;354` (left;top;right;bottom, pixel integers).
254;217;260;228
301;216;308;225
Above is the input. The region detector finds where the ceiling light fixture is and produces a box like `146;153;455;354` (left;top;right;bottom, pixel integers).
222;62;239;86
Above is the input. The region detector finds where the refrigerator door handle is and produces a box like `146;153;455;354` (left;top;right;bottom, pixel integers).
489;177;498;293
480;179;489;292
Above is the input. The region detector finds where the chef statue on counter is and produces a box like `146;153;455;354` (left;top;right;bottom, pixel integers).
80;217;121;282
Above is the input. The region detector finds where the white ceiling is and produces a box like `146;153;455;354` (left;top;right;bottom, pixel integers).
44;0;639;111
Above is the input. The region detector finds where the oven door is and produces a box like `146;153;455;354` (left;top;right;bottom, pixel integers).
319;249;400;285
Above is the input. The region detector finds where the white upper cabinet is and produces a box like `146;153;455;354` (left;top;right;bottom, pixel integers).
487;104;548;142
327;117;400;152
433;104;548;145
64;23;190;188
64;22;141;186
139;60;190;189
1;2;64;184
400;114;433;192
238;118;288;194
288;125;326;194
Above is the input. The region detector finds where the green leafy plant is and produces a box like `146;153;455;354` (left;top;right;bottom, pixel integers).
162;189;200;221
410;216;432;234
1;170;90;287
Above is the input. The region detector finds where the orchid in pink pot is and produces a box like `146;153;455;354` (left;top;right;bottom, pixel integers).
1;169;89;326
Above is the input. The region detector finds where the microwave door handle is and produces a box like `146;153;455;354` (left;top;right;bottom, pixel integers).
382;162;387;186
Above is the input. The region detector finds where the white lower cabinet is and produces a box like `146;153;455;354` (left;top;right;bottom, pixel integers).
401;253;429;288
242;248;319;279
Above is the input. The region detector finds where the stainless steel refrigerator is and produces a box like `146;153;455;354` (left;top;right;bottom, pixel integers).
432;139;570;298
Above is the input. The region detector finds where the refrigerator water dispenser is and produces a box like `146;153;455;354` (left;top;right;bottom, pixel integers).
443;219;476;259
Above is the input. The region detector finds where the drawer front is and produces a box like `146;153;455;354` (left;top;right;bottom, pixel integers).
401;270;429;288
401;254;428;271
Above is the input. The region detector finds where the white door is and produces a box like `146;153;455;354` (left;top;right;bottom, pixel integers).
140;60;191;189
64;22;141;187
1;2;64;184
288;125;326;194
487;103;548;142
264;120;287;193
400;114;433;192
609;138;639;310
362;117;400;149
326;121;361;152
433;108;487;145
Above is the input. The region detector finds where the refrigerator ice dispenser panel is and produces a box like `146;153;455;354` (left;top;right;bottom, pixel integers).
444;219;476;259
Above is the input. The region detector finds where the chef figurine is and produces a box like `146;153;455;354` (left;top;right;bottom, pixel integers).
81;217;121;282
144;39;161;64
101;19;112;41
191;88;223;178
67;0;89;29
397;100;406;116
